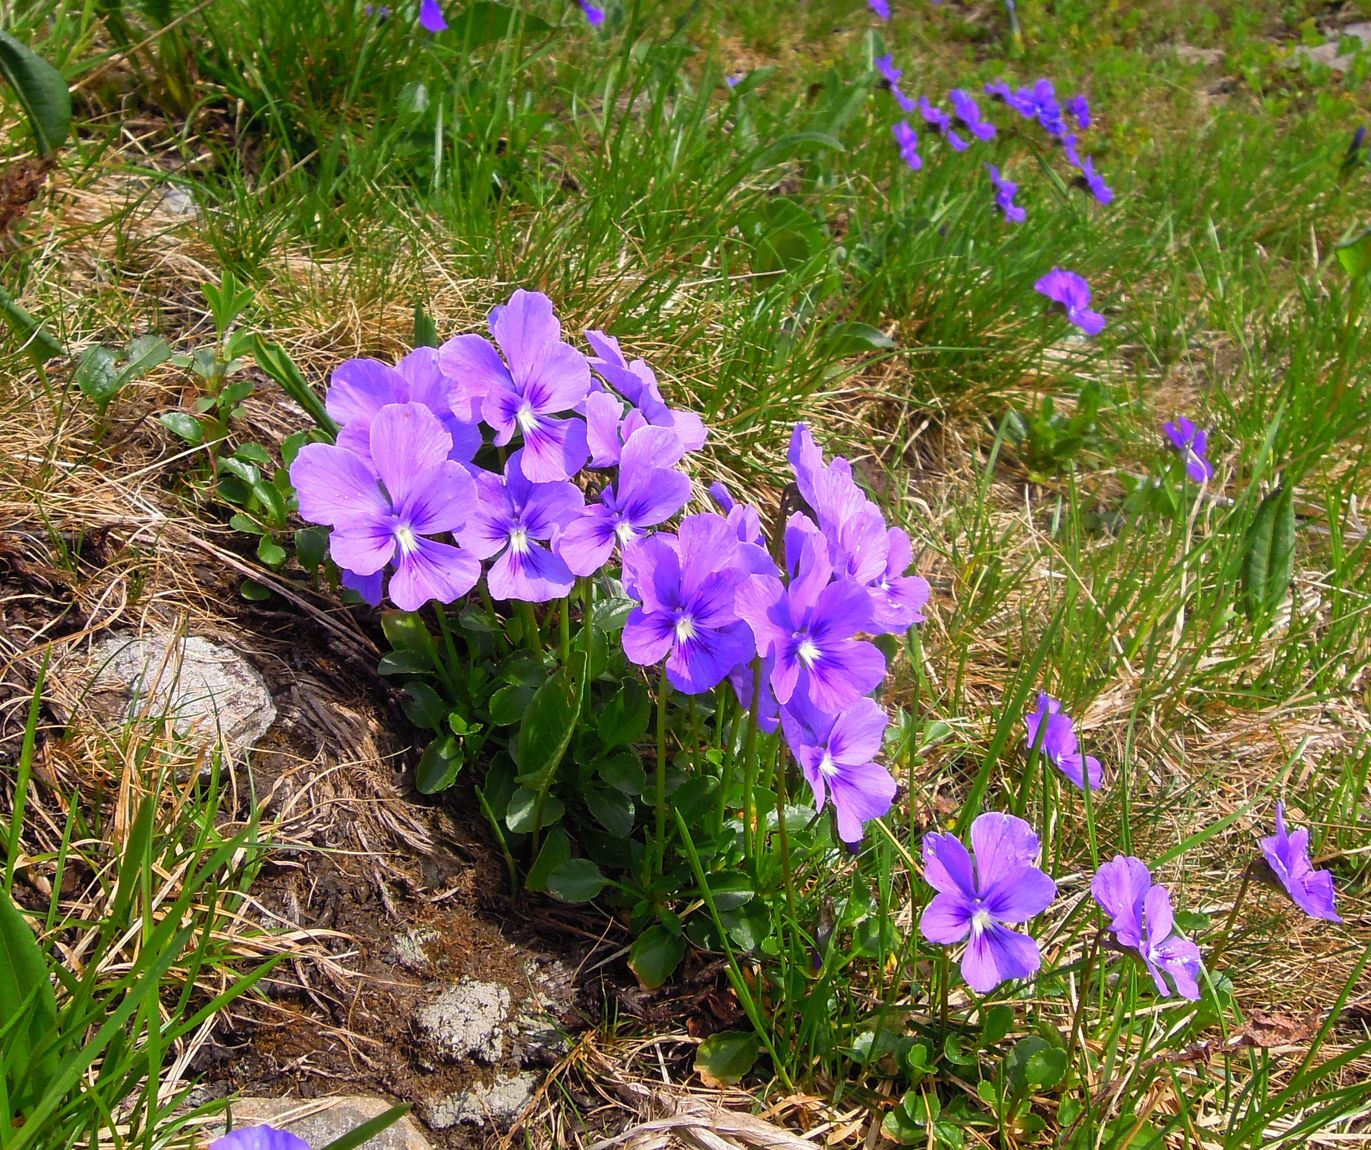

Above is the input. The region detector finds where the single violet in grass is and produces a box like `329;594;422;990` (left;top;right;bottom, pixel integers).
584;329;707;453
1034;268;1106;336
579;0;605;24
986;163;1025;224
557;425;691;577
780;692;896;845
1163;416;1214;483
919;812;1057;993
289;403;480;612
1092;856;1204;1000
620;513;759;694
869;0;891;18
1259;803;1342;922
418;0;447;32
1065;92;1092;131
875;56;918;113
326;347;480;466
212;1126;310;1150
438;289;591;482
458;450;583;602
892;120;923;171
917;97;969;151
735;527;886;712
948;89;997;141
1074;155;1115;205
1024;693;1103;791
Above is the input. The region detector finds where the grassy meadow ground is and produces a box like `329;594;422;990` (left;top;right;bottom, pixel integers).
1;0;1370;1147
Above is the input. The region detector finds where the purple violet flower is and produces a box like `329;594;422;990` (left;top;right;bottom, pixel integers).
579;0;605;24
558;425;691;577
418;0;447;32
892;120;922;171
1259;803;1342;922
985;79;1039;118
735;529;886;712
708;481;766;549
327;347;481;466
986;163;1025;224
1092;856;1203;1000
212;1126;310;1150
917;98;969;151
1074;155;1114;205
621;514;757;694
438;290;591;483
584;330;707;453
1065;93;1091;131
1034;268;1106;336
780;692;896;844
870;526;930;631
869;0;891;18
1162;416;1214;484
919;812;1057;993
290;403;480;612
1031;78;1067;138
949;88;997;141
1024;693;1103;791
875;56;918;113
458;450;583;602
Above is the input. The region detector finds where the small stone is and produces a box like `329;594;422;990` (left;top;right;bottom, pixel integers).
221;1095;431;1149
421;1072;540;1130
413;980;511;1064
388;928;439;975
1174;45;1224;67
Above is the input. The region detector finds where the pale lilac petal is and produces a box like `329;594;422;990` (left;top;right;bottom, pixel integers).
622;534;682;615
620;424;686;474
489;290;562;384
1150;935;1203;1000
981;866;1057;924
520;478;585;539
1143;883;1175;945
400;459;476;535
290;443;388;528
828;760;898;843
619;468;692;529
585;389;627;466
735;576;788;654
368;403;452;508
826;697;888;766
1091;855;1151;947
1057;752;1104;790
871;574;931;633
438;333;510;422
519;414;590;482
961;921;1041;993
329;522;396;576
922;830;977;899
970;812;1041;889
389;539;480;610
557;509;618;577
325;358;405;426
677;514;744;603
622;608;676;667
487;540;575;602
667;409;708;452
920;892;973;944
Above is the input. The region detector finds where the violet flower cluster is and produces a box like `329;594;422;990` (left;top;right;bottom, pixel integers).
290;290;931;847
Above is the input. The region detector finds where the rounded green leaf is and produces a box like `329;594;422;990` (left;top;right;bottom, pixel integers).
694;1031;759;1086
628;925;685;990
546;857;610;903
0;31;71;156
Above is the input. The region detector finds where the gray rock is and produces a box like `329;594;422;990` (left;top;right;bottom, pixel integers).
1294;23;1371;71
74;632;275;757
1174;45;1224;67
388;928;440;975
421;1072;540;1130
413;980;512;1064
221;1095;431;1149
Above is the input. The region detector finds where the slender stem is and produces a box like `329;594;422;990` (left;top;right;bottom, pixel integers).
516;600;540;653
1209;864;1255;969
774;768;798;929
741;658;763;866
579;577;595;721
559;594;571;665
435;606;463;697
652;663;670;882
1064;928;1103;1077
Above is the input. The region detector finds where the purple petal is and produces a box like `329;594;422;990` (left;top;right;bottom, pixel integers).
487;539;575;602
519;413;590;482
490;290;592;411
557;508;618;577
418;0;447;32
620;423;686;474
922;830;978;899
389;539;480;610
438;333;511;422
340;566;383;606
368;403;453;510
328;521;396;576
585;389;627;466
623;534;682;615
325;358;406;426
827;697;888;766
1071;307;1107;336
828;760;898;843
981;866;1056;925
399;459;476;536
668;619;754;695
1148;935;1203;1000
622;607;676;667
961;921;1042;993
212;1126;312;1150
809;576;876;644
1056;752;1104;791
969;812;1042;889
289;442;388;528
802;639;885;712
620;467;692;529
920;891;973;944
520;475;585;539
1091;855;1152;947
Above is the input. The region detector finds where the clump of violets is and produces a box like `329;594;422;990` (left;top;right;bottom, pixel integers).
876;55;918;114
1025;693;1103;790
986;164;1025;223
1259;803;1342;922
1163;416;1214;484
917;97;969;152
920;812;1057;993
949;89;996;142
1034;268;1106;336
1092;856;1203;1000
212;1126;310;1150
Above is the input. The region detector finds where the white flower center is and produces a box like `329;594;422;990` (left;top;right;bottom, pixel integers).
509;527;530;555
516;403;539;433
394;523;419;555
817;752;838;778
796;637;821;667
970;908;994;935
614;519;637;544
674;613;697;642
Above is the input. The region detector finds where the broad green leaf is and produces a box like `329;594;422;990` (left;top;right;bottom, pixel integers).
0;282;62;364
545;857;609;903
158;411;203;444
401;682;447;731
121;333;172;382
980;1003;1015;1047
0;886;59;1107
255;537;287;568
525;828;571;892
1241;484;1296;624
294;526;329;571
381;612;435;661
505;785;564;833
1335;228;1371;280
596;681;651;748
627;925;684;989
694;1031;759;1086
596;750;645;795
514;658;582;787
74;346;122;407
412;301;439;348
584;786;635;836
488;683;534;725
444;1;553;47
239;578;271;601
0;31;71;155
416;735;464;793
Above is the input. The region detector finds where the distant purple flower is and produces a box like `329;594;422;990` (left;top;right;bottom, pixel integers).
1162;416;1213;484
735;530;885;712
1074;155;1114;205
986;163;1025;224
1024;693;1103;790
621;514;756;694
1259;803;1341;922
917;97;969;151
1092;856;1203;1000
892;121;922;171
949;89;996;141
579;0;605;24
418;0;447;32
438;290;591;482
707;481;767;550
1065;93;1091;131
290;404;480;612
326;348;480;466
725;73;744;88
870;526;930;631
781;692;896;844
920;812;1057;993
869;0;891;18
458;450;582;602
212;1126;310;1150
985;79;1038;118
1030;78;1067;138
558;425;691;576
875;56;918;113
584;330;707;453
1034;268;1105;336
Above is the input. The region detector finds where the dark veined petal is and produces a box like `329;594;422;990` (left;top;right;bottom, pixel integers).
622;607;676;668
368;403;453;510
922;830;977;899
487;538;575;603
969;812;1042;889
401;459;477;537
961;920;1042;993
389;539;481;611
981;865;1056;925
827;759;897;844
920;891;973;945
556;508;618;578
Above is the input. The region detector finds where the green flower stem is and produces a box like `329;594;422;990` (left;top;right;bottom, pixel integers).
559;593;571;665
516;600;540;653
1208;862;1256;969
435;606;463;695
579;577;594;721
652;662;670;882
741;658;763;866
1064;928;1103;1081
